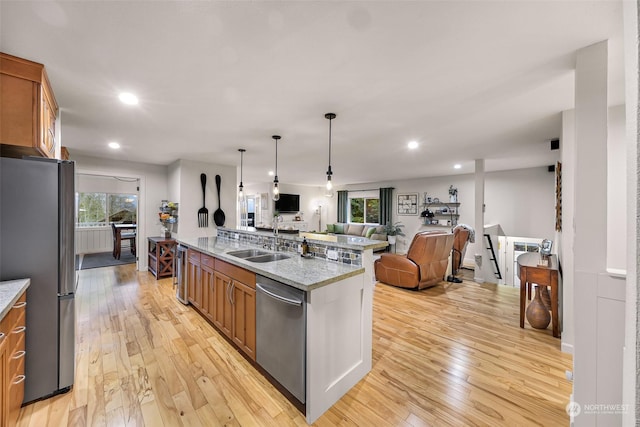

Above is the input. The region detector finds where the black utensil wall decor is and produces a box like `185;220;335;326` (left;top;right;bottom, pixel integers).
214;174;225;226
198;173;208;227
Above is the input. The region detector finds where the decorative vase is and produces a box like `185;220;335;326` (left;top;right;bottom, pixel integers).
526;285;551;329
539;285;552;311
387;235;397;245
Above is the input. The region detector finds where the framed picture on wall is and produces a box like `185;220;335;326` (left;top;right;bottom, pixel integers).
397;193;418;215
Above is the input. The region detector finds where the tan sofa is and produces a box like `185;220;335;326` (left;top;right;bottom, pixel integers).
326;223;388;242
374;231;454;290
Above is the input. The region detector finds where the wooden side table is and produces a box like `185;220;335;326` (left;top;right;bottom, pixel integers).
517;252;560;338
148;236;176;279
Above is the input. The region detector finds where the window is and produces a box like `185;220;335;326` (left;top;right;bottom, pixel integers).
77;193;137;226
348;191;379;224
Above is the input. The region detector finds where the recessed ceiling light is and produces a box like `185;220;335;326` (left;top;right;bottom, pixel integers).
268;170;274;176
118;92;138;105
408;140;419;149
454;164;462;169
108;142;120;149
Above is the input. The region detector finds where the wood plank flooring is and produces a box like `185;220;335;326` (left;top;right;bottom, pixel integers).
17;264;572;426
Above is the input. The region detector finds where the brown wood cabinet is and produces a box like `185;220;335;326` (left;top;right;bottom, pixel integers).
214;259;256;360
186;249;200;309
213;271;233;337
185;248;256;361
200;255;215;321
0;53;59;159
0;290;27;427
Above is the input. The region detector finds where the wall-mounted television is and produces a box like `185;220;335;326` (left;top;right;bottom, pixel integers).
275;193;300;213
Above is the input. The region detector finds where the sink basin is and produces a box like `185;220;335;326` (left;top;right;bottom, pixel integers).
245;253;291;263
227;249;270;258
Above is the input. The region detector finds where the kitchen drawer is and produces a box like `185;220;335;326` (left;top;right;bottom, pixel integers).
9;342;25;378
188;249;201;264
201;253;215;269
8;355;25;424
8;315;25;350
1;293;26;339
215;259;256;288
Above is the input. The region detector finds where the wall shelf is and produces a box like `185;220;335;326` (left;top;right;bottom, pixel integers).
421;201;460;227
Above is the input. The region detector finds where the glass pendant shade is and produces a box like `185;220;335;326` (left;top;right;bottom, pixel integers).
271;135;281;201
324;113;336;198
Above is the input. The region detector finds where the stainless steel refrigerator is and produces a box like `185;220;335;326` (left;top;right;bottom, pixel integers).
0;156;76;404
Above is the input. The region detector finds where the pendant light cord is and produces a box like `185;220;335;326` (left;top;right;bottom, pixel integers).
328;117;332;169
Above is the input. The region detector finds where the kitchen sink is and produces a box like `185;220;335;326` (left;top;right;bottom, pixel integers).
245;253;291;263
227;249;270;258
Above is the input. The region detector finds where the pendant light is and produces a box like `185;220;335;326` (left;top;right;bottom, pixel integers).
238;148;246;203
272;135;281;201
324;113;336;198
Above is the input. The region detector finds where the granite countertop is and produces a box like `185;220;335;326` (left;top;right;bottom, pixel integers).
219;226;389;251
178;237;364;291
0;279;30;321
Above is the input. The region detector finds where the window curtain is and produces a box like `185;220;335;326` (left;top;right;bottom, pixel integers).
337;190;348;223
379;187;394;226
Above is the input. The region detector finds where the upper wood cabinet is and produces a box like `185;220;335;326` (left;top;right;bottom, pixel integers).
0;52;59;159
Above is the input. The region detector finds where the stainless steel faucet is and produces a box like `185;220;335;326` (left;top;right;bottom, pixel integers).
273;215;281;251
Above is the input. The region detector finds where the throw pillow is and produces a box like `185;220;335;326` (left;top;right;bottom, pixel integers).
370;233;387;241
365;226;376;238
334;223;345;234
327;224;335;233
347;224;365;236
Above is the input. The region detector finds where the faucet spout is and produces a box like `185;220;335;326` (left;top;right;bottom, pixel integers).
273;215;281;251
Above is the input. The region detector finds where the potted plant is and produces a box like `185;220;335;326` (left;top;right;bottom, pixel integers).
383;221;405;245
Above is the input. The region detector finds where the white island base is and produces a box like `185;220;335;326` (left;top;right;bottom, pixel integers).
305;272;372;423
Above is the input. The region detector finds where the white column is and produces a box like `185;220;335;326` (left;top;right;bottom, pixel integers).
474;159;485;283
622;1;639;424
573;40;625;427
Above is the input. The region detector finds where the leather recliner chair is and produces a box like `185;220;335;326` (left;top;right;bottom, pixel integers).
374;231;454;290
452;225;472;275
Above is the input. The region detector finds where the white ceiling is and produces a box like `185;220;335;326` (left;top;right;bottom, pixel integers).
0;1;625;187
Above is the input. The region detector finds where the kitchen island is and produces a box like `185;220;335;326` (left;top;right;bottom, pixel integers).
177;235;372;424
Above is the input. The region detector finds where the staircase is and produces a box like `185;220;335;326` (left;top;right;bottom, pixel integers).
484;234;502;280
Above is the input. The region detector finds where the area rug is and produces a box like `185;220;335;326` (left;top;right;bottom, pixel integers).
79;251;136;270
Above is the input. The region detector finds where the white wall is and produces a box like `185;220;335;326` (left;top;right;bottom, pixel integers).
485;167;556;239
170;159;237;239
71;154;169;271
76;174;138;194
333;167;556;258
244;182;326;230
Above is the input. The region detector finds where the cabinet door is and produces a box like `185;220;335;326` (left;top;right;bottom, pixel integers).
213;271;232;337
231;281;256;361
40;88;56;158
186;258;199;307
0;331;7;427
200;265;214;320
207;269;216;323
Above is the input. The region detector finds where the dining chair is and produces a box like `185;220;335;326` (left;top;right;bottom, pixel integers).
111;223;136;260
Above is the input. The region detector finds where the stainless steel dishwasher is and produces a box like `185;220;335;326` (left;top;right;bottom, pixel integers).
256;275;306;404
174;244;189;304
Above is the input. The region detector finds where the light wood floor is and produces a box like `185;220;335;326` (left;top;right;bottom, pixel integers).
17;264;572;426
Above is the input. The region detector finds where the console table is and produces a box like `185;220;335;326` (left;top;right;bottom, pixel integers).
148;237;176;279
517;252;560;338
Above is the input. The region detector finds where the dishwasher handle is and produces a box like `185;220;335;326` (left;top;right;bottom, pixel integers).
256;283;303;306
